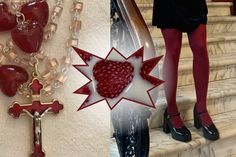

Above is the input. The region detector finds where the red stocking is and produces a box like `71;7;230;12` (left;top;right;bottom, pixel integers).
161;28;184;128
187;24;212;126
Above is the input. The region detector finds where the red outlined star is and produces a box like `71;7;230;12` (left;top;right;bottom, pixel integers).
73;47;164;111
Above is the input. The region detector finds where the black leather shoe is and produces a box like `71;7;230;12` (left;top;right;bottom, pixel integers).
163;109;192;142
194;105;220;141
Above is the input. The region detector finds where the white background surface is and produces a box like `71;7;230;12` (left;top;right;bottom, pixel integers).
0;0;110;156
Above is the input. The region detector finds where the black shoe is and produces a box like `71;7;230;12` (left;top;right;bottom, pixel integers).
163;109;192;142
194;105;220;141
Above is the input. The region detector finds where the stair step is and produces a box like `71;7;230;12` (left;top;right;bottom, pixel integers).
135;0;153;4
149;78;236;128
147;16;236;38
110;110;236;157
149;110;236;157
137;2;233;19
135;0;212;4
175;54;236;86
146;53;236;87
156;53;236;87
154;34;236;58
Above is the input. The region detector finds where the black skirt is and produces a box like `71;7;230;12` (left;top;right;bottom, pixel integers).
152;0;208;32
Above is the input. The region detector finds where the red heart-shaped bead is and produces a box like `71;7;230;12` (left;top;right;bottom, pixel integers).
0;2;17;31
11;22;43;53
21;0;49;27
0;65;29;97
93;60;134;98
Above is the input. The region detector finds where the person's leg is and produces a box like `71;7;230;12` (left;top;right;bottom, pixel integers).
187;24;212;125
161;28;183;127
187;25;220;141
162;29;192;142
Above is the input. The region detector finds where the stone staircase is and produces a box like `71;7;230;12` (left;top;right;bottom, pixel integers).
134;1;236;157
110;1;236;157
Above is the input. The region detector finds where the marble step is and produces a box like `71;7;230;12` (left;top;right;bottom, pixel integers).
149;110;236;157
135;0;212;4
147;16;236;38
137;2;233;19
154;34;236;58
135;0;153;4
174;53;236;86
149;78;236;128
110;110;236;157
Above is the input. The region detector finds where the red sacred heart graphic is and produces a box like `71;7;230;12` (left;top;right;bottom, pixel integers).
21;0;49;27
0;2;17;31
11;22;43;53
0;65;29;97
93;60;134;98
74;47;164;110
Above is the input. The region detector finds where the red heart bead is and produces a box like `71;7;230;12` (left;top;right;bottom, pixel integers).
0;65;29;97
11;22;43;53
21;0;49;27
0;2;17;31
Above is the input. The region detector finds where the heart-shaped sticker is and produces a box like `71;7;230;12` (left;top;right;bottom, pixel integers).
0;65;29;97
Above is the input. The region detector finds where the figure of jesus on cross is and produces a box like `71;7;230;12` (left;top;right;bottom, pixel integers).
9;78;63;157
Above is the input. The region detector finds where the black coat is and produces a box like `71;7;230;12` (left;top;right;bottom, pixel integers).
152;0;208;32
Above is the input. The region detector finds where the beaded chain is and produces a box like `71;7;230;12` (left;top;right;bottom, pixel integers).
0;0;83;97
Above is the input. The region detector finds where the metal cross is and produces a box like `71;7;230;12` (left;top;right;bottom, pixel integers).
9;78;63;157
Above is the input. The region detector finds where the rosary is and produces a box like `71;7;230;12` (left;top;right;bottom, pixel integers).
0;0;83;156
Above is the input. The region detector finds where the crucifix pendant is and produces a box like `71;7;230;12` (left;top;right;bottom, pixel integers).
9;77;63;157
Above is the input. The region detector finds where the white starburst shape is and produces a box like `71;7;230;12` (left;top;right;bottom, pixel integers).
73;47;164;111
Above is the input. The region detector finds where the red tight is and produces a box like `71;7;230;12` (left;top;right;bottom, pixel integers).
162;25;211;127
